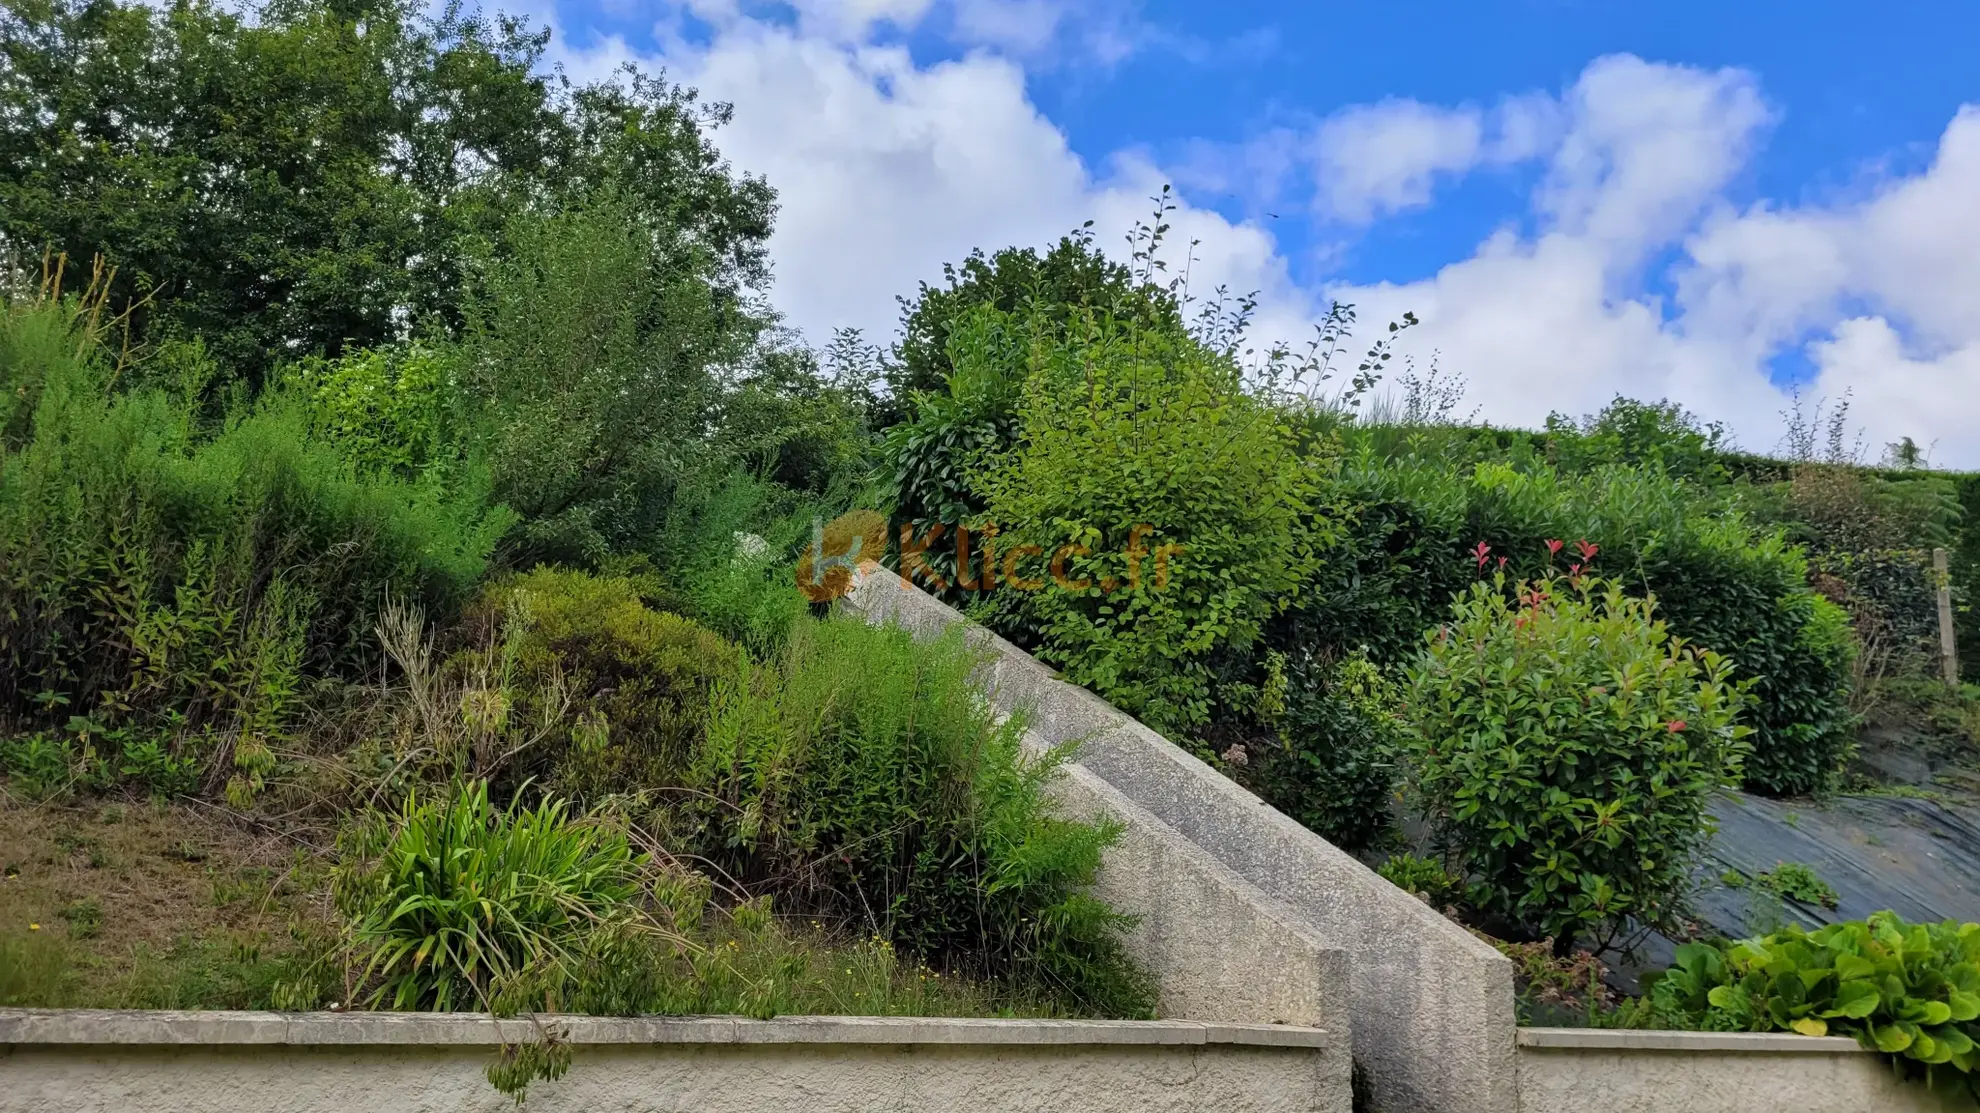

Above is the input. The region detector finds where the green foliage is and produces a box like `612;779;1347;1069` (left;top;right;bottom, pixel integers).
117;737;200;798
981;311;1335;735
0;733;81;799
464;191;755;568
1273;469;1473;671
715;345;877;497
1378;853;1467;909
295;344;471;479
464;568;743;799
885;227;1180;418
0;0;773;388
0;298;509;797
1232;650;1401;851
1654;915;1980;1106
334;780;642;1011
1754;862;1841;910
1357;458;1855;796
690;615;1156;1017
881;306;1027;601
640;468;824;655
1401;575;1752;948
1544;397;1730;484
1952;474;1980;663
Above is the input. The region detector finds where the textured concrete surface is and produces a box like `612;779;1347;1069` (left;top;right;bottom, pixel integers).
1048;758;1350;1032
0;1011;1345;1113
843;568;1519;1113
0;1010;1329;1048
1516;1029;1939;1113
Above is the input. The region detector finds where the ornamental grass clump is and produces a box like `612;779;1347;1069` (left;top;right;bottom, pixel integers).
335;780;642;1011
1401;574;1752;951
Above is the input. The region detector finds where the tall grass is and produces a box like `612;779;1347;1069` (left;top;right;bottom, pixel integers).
0;295;511;796
691;615;1157;1017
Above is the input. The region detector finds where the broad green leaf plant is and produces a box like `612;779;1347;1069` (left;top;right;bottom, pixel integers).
1653;914;1980;1108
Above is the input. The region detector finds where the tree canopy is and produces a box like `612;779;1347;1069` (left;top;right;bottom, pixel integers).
0;0;775;385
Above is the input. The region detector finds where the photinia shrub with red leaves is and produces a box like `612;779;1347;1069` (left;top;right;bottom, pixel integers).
1399;574;1753;952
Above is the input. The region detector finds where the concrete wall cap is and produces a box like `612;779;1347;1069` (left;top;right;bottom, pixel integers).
0;1009;1331;1050
1516;1027;1872;1054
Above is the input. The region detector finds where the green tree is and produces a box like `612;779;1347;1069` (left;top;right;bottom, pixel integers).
0;0;773;387
884;227;1179;422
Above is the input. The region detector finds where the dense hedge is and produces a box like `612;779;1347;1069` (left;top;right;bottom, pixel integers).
1297;458;1854;796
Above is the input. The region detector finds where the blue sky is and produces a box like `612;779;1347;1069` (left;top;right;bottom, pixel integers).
537;0;1980;464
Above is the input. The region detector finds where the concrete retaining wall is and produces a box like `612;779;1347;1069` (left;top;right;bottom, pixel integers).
1049;760;1349;1030
843;568;1519;1113
1515;1028;1940;1113
0;1010;1347;1113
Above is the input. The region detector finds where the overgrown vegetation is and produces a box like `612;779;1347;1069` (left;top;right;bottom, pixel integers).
6;3;1980;1108
1;4;1155;1102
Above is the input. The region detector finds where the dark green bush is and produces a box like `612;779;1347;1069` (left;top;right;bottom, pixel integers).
880;305;1027;603
464;568;743;799
1401;575;1751;949
1230;650;1401;851
883;228;1180;421
690;615;1156;1016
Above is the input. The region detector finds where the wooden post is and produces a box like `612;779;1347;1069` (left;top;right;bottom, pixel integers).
1937;547;1960;689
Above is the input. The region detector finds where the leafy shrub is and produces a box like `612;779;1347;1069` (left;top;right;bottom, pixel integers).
295;344;473;479
1543;397;1730;485
880;306;1026;603
1;734;79;799
334;780;641;1011
460;568;743;799
1358;458;1855;796
1754;862;1840;909
0;297;510;797
689;615;1156;1016
1651;915;1980;1105
1231;650;1401;850
883;228;1181;420
1378;853;1467;909
1400;575;1752;949
1272;473;1471;670
981;311;1335;735
641;467;820;654
118;738;201;799
465;192;743;568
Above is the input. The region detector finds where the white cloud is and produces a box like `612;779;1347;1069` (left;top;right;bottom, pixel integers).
543;6;1980;466
1311;100;1486;224
1329;60;1980;465
1536;55;1771;258
538;7;1310;359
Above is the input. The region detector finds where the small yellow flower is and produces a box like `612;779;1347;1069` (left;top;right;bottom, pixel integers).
28;923;40;931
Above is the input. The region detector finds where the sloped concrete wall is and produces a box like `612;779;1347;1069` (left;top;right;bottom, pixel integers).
0;1011;1347;1113
843;567;1519;1113
1049;759;1348;1031
1515;1029;1940;1113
